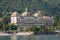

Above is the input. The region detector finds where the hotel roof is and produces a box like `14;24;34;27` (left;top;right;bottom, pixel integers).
11;12;18;17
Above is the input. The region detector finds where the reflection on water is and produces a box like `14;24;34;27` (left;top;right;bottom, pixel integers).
0;35;60;40
17;35;60;40
0;36;11;40
11;34;17;40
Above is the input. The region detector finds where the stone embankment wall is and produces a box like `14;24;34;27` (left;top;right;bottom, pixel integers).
16;32;34;35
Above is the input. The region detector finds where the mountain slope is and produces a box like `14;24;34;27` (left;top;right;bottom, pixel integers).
0;0;60;16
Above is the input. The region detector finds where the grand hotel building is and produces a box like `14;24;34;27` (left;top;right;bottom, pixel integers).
11;8;54;30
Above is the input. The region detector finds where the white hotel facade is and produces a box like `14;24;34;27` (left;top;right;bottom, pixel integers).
11;8;54;30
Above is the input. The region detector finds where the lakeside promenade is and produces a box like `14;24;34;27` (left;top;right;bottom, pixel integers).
0;32;34;36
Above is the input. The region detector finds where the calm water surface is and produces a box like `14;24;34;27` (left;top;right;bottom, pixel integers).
0;35;60;40
0;36;11;40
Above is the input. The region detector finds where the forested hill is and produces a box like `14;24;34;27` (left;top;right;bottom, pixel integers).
0;0;60;16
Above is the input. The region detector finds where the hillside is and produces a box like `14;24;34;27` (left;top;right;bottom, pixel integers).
0;0;60;16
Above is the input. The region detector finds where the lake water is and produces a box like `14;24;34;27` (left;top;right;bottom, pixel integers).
0;35;60;40
0;36;11;40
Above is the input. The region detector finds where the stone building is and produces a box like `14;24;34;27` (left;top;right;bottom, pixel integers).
11;8;54;30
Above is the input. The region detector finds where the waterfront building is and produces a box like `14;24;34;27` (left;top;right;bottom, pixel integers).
11;8;54;30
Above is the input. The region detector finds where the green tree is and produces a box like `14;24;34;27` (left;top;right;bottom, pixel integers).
7;23;17;31
47;26;55;32
0;18;3;31
2;14;10;25
39;26;45;32
26;25;39;32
